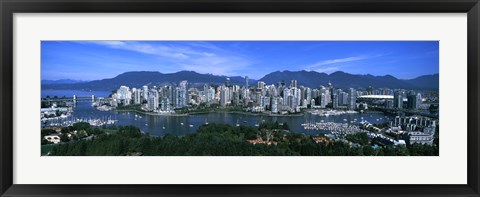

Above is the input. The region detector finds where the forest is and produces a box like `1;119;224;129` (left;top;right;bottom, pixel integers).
44;122;438;156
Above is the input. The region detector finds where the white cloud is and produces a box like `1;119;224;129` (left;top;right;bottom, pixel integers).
305;56;368;69
88;41;254;76
314;67;339;73
304;54;384;73
88;41;193;59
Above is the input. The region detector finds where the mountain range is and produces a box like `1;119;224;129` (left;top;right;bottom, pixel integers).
41;79;89;85
41;70;439;91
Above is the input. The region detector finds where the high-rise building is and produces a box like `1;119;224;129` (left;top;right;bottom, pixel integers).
407;92;421;110
333;93;339;109
257;81;265;90
348;88;356;110
176;80;188;108
305;88;312;103
245;76;249;88
142;85;148;101
117;86;132;105
260;96;270;109
220;86;228;107
394;91;404;109
291;80;297;89
133;88;142;104
225;78;231;87
271;97;278;113
147;90;159;112
416;93;422;109
283;88;291;106
341;92;348;106
320;93;327;108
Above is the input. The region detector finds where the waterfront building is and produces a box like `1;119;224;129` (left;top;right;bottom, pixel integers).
320;93;327;108
260;96;270;109
416;93;422;109
147;90;159;112
409;122;436;145
333;93;339;109
257;81;265;90
348;88;356;110
133;88;142;104
233;91;240;105
292;88;301;109
305;88;312;103
407;93;418;110
341;92;348;106
282;88;291;106
220;86;229;107
291;80;297;89
310;98;316;109
142;85;148;101
116;86;132;106
267;85;278;97
394;90;403;109
225;78;231;87
271;97;278;113
160;97;171;111
208;87;215;102
302;99;308;108
175;80;188;108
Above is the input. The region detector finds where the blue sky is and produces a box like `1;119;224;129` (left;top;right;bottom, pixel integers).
41;41;439;81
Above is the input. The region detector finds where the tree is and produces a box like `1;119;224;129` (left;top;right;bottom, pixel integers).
73;122;91;131
41;129;56;139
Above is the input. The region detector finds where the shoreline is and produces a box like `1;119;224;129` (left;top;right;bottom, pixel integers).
115;109;188;116
114;109;305;117
113;107;389;118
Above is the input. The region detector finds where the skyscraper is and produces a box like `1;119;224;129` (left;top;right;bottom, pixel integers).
142;85;148;101
225;78;231;87
407;91;421;110
333;93;339;109
257;81;265;90
271;97;278;113
220;86;228;107
117;86;132;105
178;80;188;108
348;88;356;110
133;88;142;104
291;80;297;89
394;90;404;109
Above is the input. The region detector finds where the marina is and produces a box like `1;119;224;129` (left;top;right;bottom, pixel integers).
302;122;367;135
42;100;391;136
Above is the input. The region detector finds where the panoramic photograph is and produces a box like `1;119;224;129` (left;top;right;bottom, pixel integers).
40;41;439;156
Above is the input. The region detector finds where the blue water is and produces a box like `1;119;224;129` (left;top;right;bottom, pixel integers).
47;101;391;136
41;89;110;98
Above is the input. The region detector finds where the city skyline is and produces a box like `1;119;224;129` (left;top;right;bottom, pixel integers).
41;41;439;81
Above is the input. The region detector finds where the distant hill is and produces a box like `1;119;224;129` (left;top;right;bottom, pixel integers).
42;71;257;91
259;70;438;89
42;70;438;91
41;79;88;85
404;74;439;89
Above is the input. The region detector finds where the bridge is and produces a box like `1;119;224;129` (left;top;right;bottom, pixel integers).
41;95;111;103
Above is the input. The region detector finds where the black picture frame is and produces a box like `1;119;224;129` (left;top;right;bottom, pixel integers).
1;0;479;196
